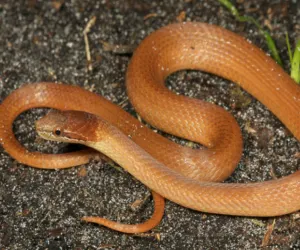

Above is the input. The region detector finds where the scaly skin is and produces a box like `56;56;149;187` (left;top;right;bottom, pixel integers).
1;22;300;233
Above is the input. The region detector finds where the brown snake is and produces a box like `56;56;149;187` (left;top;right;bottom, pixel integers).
0;22;299;233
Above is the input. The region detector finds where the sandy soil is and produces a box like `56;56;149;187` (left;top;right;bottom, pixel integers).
0;0;299;249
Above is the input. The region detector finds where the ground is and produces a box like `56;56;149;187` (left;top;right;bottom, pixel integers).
0;0;299;249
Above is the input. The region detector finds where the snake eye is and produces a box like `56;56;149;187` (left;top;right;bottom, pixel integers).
54;129;61;136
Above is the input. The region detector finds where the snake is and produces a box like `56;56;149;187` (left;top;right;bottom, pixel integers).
0;22;299;234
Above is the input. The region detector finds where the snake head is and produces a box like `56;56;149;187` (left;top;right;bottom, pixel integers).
35;110;99;144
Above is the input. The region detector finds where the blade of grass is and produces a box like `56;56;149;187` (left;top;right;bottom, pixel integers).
291;40;300;83
285;33;293;63
262;31;283;66
218;0;283;66
218;0;240;18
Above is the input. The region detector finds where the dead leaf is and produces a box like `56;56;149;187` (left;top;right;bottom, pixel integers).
78;166;87;177
176;11;186;22
261;219;276;247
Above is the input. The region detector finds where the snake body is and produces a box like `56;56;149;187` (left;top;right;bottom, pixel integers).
1;22;300;232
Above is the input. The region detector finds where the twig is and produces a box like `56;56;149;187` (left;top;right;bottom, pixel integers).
83;16;97;72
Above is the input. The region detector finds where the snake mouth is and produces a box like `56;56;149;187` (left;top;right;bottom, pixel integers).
36;129;61;142
36;127;84;144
